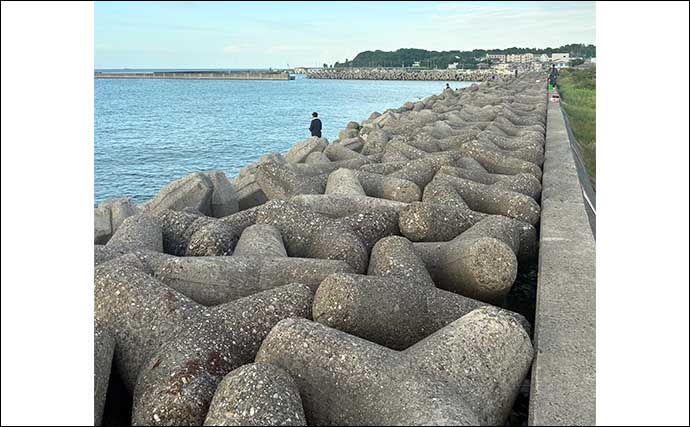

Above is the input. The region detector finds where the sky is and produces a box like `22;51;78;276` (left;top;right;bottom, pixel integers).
95;1;595;69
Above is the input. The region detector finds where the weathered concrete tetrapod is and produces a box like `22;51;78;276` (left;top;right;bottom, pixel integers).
313;272;487;350
204;363;306;426
257;307;533;426
399;201;486;242
284;137;328;163
233;224;287;258
141;172;215;215
141;252;353;306
325;168;366;197
290;194;407;218
152;207;258;257
254;155;324;199
457;142;542;180
255;200;370;272
411;217;521;304
430;174;541;225
94;256;313;425
94;324;115;426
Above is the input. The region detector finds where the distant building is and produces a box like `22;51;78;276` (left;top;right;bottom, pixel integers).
506;53;536;63
486;54;506;63
412;61;421;68
539;54;550;62
477;63;490;69
590;57;596;64
553;58;570;69
293;67;307;74
551;53;570;62
447;62;458;69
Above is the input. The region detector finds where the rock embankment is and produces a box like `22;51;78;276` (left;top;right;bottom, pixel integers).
307;67;505;81
94;73;547;426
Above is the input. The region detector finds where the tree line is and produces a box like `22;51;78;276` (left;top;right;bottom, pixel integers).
331;44;596;69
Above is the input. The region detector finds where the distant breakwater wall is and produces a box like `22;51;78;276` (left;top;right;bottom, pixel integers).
95;71;293;80
92;73;596;426
308;68;503;81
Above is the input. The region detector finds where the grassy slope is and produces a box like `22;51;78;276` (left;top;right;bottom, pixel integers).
558;67;596;187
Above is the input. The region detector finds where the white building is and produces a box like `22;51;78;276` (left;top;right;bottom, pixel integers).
486;54;506;63
521;53;535;63
447;62;458;69
412;61;421;68
539;54;550;62
551;53;570;61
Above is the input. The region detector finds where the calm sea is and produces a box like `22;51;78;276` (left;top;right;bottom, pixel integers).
95;74;474;205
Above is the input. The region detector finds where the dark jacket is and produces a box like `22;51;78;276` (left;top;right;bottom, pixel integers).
309;118;322;137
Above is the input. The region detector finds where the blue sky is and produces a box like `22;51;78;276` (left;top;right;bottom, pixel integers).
95;1;595;69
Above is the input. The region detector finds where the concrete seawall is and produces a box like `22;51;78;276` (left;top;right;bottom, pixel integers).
528;91;596;425
95;72;293;80
92;74;594;426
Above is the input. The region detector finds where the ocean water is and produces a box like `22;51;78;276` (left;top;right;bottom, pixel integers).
95;76;474;205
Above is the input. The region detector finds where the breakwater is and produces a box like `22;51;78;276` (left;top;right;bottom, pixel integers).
308;67;503;81
93;73;592;426
95;71;293;80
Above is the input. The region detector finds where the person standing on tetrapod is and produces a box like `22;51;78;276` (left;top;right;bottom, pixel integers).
309;112;322;138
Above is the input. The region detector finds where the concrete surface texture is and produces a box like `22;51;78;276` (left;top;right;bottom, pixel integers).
528;91;596;426
93;73;594;426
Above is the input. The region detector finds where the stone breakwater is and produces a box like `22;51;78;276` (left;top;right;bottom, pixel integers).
94;73;548;426
95;71;294;80
308;68;503;81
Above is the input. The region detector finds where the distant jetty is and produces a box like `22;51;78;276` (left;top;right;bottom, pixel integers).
95;71;294;80
307;68;501;81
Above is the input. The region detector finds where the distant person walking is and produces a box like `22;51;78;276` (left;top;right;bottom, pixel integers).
445;83;451;90
309;112;322;138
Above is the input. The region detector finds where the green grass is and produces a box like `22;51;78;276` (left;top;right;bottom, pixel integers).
558;67;596;187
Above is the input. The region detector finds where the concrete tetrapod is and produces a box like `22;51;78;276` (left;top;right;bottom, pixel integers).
257;307;533;426
284;137;328;164
313;272;487;350
430;174;541;226
254;155;325;199
411;217;520;304
139;252;353;305
204;363;306;426
151;207;259;257
457;142;542;180
255;200;371;272
352;170;422;203
399;201;486;242
291;194;407;217
94;324;115;426
94;256;313;425
437;164;542;201
95;214;164;265
325;168;366;197
232;224;287;258
400;201;538;262
141;172;214;215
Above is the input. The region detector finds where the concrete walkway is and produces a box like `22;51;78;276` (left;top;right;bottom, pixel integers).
528;93;596;426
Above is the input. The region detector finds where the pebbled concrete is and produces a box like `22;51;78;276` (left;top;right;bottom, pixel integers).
529;91;596;426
